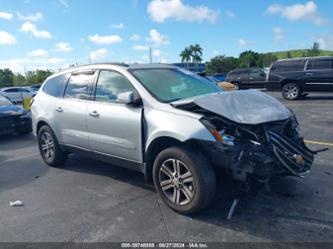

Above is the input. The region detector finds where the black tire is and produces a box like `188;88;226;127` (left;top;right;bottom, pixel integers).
153;146;216;215
282;83;301;100
37;125;67;167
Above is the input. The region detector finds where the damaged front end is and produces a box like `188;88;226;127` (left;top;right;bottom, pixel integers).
173;90;316;191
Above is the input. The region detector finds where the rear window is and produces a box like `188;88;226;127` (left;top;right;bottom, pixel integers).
307;59;333;70
271;60;306;72
64;72;96;100
42;74;69;97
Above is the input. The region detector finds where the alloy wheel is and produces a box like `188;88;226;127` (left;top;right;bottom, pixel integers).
158;159;195;206
283;84;298;99
40;131;55;161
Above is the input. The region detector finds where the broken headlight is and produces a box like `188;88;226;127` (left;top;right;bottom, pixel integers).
200;118;236;146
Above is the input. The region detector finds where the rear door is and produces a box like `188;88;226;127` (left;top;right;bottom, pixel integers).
305;59;333;92
87;70;143;166
54;70;97;149
248;68;266;88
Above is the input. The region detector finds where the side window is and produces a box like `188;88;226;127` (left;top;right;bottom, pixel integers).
64;72;95;100
5;88;18;92
43;74;69;97
271;60;306;72
95;70;135;103
307;60;333;70
18;88;29;93
250;68;261;77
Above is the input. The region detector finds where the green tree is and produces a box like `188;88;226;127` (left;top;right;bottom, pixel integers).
238;50;259;68
179;47;192;69
13;73;26;86
0;68;14;87
25;69;53;85
308;42;320;56
261;53;278;67
206;55;238;74
190;44;203;70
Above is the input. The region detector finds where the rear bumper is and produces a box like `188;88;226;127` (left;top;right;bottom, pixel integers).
0;116;32;135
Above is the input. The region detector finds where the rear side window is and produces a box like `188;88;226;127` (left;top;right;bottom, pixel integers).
95;70;135;103
64;72;96;100
307;60;333;70
4;88;18;92
42;74;69;97
271;60;306;72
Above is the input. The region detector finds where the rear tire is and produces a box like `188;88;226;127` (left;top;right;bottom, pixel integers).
153;146;216;215
282;83;301;100
37;125;67;167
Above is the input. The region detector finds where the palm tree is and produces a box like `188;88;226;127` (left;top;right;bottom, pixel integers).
190;44;203;71
179;47;192;69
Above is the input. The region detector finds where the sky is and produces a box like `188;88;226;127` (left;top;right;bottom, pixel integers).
0;0;333;73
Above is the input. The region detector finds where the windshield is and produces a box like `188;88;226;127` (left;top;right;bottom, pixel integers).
130;68;221;102
0;95;12;106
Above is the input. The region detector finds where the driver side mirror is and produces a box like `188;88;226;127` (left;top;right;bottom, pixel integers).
116;91;141;105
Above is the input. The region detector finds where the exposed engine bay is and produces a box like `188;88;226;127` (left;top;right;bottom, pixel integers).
173;90;319;192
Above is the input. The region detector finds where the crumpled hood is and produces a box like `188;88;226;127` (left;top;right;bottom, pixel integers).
0;105;24;118
177;90;292;125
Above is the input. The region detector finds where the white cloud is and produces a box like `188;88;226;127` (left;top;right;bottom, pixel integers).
133;45;149;51
111;23;125;29
20;22;52;39
142;55;149;61
213;50;219;55
266;1;327;25
153;49;161;57
147;0;218;23
17;12;43;22
59;0;69;8
0;31;16;45
53;42;72;52
146;29;169;46
0;12;13;20
273;27;284;43
88;34;122;45
130;34;141;41
160;58;168;63
239;39;250;46
27;49;48;57
0;57;67;73
90;48;108;61
225;10;235;18
317;34;333;50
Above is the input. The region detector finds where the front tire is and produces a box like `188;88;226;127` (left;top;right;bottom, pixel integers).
153;146;216;215
37;125;67;167
282;83;301;100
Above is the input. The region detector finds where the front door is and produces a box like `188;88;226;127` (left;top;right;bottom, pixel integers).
87;70;143;165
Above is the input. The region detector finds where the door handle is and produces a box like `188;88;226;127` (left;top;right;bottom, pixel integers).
89;110;100;117
56;107;63;113
306;72;313;76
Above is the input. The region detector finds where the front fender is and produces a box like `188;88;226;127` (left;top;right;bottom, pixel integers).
144;108;215;152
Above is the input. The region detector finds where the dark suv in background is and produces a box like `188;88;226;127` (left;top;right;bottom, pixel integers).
225;68;266;89
266;56;333;100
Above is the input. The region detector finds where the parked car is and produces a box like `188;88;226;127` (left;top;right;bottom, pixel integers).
225;68;266;89
197;72;237;91
266;56;333;100
32;63;316;214
0;87;36;103
0;94;32;136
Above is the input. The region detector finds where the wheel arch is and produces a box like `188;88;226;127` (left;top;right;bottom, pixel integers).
280;79;303;90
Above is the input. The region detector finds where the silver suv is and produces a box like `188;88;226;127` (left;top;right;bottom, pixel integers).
32;63;316;214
